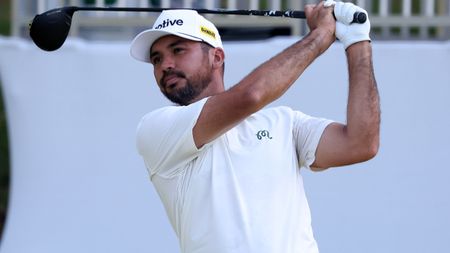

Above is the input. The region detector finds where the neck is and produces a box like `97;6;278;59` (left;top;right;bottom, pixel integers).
190;75;224;104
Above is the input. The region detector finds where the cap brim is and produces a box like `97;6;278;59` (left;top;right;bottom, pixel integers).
130;29;202;63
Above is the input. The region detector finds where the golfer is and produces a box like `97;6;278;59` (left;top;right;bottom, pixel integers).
131;0;380;252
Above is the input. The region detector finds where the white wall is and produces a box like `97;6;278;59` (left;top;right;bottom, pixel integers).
0;37;449;253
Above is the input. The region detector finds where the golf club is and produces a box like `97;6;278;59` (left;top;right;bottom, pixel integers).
29;6;367;52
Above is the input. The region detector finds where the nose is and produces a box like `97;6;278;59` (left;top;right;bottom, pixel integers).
160;55;175;71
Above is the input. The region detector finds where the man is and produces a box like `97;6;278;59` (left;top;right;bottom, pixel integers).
131;1;379;252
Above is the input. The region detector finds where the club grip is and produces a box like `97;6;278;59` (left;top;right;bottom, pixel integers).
352;11;367;24
291;10;366;23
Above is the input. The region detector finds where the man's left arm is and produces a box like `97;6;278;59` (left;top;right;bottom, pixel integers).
311;41;380;170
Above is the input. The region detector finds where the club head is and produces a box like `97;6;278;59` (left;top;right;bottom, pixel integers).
29;7;77;51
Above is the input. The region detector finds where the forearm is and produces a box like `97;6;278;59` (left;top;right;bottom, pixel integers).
232;28;333;111
345;42;380;155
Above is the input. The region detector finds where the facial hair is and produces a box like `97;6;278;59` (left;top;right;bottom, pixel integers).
160;62;212;106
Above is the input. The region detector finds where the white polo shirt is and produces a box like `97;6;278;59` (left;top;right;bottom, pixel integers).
137;97;332;253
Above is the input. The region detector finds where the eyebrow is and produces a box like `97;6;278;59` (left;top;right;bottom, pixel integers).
150;39;188;59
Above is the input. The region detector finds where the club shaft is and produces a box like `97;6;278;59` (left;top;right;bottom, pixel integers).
56;6;366;23
65;6;306;19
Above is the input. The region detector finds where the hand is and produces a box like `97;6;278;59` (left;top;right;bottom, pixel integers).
304;1;336;50
332;1;371;49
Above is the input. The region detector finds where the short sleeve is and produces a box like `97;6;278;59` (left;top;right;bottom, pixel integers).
136;98;208;178
293;111;333;170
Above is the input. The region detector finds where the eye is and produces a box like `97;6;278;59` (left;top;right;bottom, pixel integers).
173;47;185;54
151;56;161;65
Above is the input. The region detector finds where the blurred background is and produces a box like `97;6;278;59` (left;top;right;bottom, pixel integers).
9;0;450;40
0;0;450;252
0;0;11;241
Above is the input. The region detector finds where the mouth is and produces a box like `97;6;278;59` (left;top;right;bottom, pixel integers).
162;72;185;92
164;75;180;89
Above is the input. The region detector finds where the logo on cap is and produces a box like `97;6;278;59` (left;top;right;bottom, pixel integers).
200;26;216;39
154;19;184;30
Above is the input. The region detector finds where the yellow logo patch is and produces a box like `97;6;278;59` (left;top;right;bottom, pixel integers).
200;26;216;39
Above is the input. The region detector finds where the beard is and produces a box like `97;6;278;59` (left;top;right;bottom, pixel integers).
160;66;212;106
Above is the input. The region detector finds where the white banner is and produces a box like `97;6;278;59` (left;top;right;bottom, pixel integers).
1;37;450;253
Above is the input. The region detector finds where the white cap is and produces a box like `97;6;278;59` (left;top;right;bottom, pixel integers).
130;9;223;63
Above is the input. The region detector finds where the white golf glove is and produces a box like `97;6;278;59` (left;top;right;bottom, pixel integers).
325;0;371;49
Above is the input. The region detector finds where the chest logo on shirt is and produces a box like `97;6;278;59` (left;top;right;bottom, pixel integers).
256;130;273;140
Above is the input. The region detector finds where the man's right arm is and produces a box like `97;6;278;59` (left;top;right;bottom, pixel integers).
193;3;336;148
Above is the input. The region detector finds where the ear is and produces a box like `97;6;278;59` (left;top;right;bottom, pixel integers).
211;47;225;70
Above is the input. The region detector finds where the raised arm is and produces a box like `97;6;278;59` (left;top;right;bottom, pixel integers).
193;3;335;148
310;2;380;170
